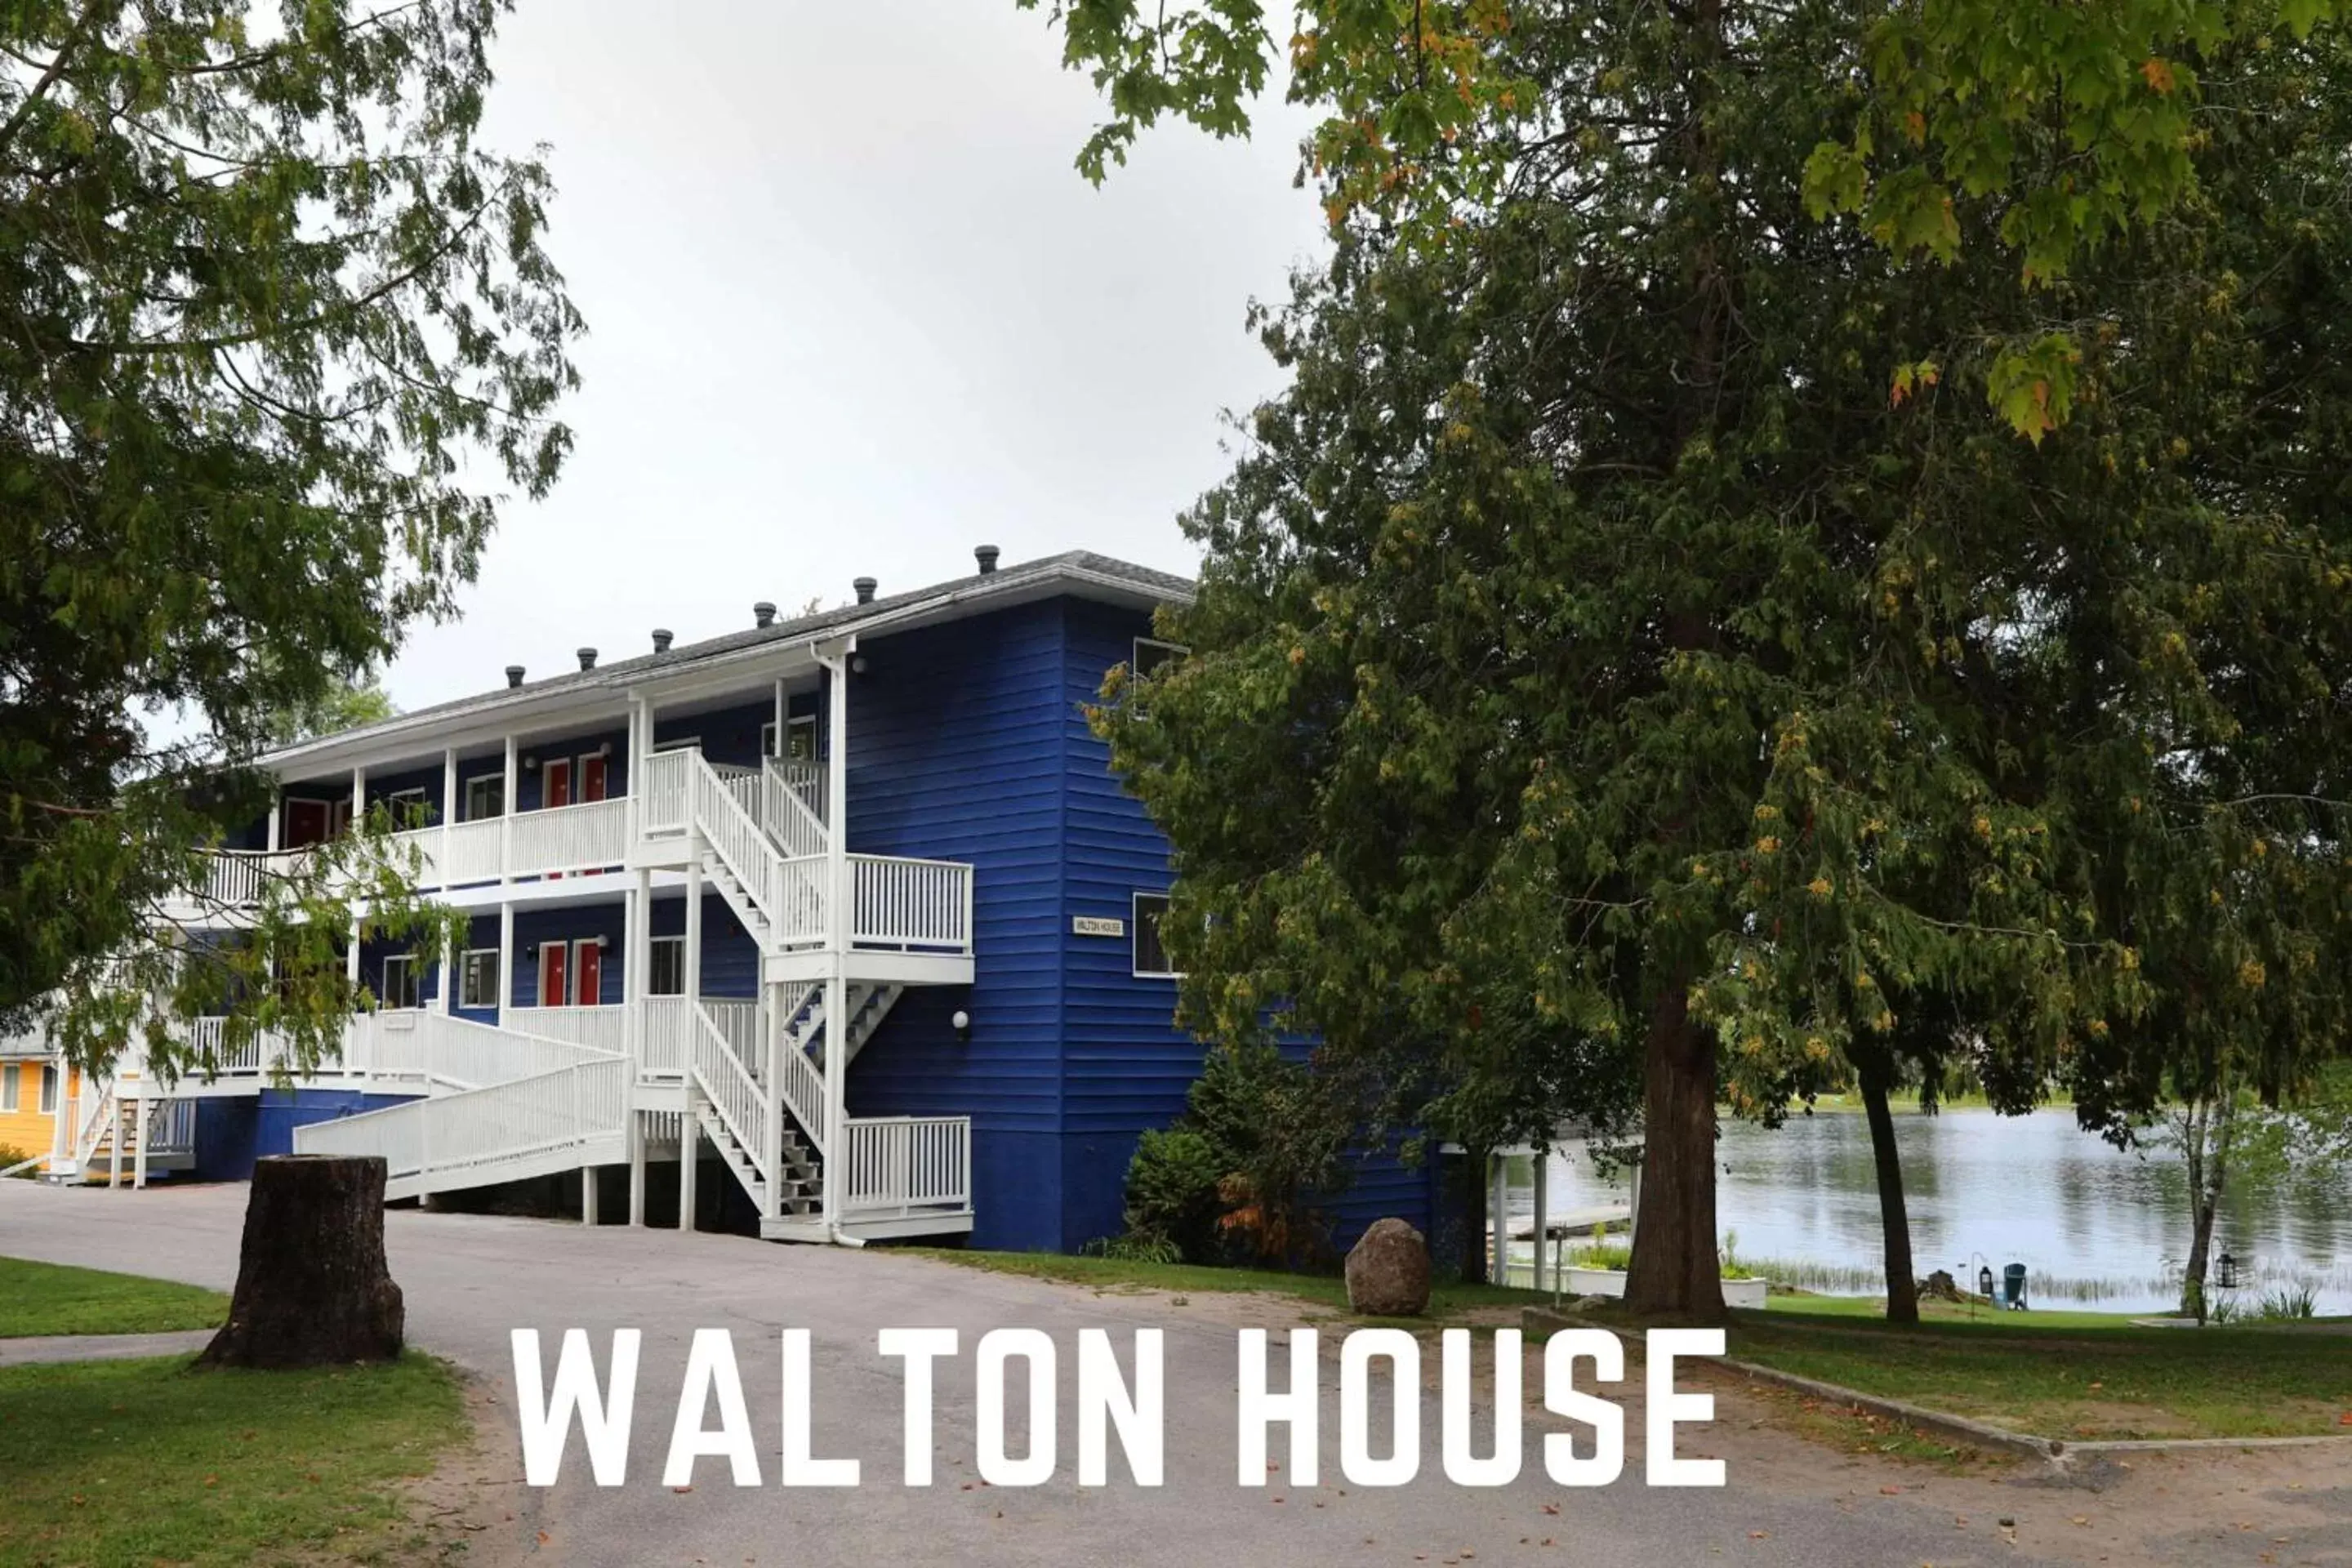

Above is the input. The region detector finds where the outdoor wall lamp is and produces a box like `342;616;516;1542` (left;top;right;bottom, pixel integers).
850;654;868;675
593;934;609;950
597;742;612;757
522;755;539;771
951;1009;972;1043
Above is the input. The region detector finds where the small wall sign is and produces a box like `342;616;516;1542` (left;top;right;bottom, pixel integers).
1072;915;1126;938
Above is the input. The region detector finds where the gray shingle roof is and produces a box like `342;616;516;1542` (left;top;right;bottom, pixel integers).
263;549;1193;768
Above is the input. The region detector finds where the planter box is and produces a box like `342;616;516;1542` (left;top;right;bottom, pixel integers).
1559;1267;1768;1309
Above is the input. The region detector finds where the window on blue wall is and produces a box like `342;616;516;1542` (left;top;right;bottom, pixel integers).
458;950;500;1009
381;955;420;1010
648;937;685;996
1133;893;1180;978
463;774;503;821
384;786;430;828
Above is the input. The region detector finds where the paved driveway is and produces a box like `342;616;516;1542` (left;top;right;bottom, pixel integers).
0;1180;2261;1566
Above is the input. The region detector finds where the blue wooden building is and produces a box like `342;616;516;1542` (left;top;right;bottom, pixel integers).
57;550;1443;1254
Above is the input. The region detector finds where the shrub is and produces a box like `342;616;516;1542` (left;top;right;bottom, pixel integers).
1113;1040;1353;1267
0;1143;35;1178
2259;1283;2319;1321
1120;1129;1230;1262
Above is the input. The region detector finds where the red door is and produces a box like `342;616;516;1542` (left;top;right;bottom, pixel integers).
538;943;568;1009
573;940;602;1006
283;799;330;848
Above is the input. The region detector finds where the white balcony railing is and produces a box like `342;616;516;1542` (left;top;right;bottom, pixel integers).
840;1116;971;1218
849;856;973;952
506;1004;627;1056
507;796;629;878
641;995;694;1076
642;749;691;835
292;1055;629;1189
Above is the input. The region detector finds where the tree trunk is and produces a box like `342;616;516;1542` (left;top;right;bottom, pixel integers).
198;1154;403;1369
1854;1047;1918;1324
1622;987;1726;1320
2180;1092;2234;1322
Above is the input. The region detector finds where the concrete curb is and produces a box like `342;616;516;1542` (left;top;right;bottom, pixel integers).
1518;1307;2352;1472
0;1329;216;1366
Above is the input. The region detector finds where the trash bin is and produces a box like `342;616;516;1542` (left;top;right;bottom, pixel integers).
2002;1263;2029;1311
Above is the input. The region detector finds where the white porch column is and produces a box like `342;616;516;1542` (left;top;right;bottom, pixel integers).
350;765;367;832
581;1165;599;1226
501;734;519;883
627;1116;647;1227
684;859;703;1001
1532;1147;1550;1294
265;801;281;853
772;678;786;756
497;901;515;1026
1490;1153;1508;1287
818;645;852;1233
346;917;363;987
678;1115;699;1233
131;1081;149;1191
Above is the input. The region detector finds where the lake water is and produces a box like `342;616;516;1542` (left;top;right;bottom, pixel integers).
1523;1109;2352;1315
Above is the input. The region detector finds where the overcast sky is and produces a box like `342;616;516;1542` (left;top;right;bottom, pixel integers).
378;2;1325;711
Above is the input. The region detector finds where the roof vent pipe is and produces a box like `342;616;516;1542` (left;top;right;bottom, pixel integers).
754;601;776;628
853;577;877;604
505;665;525;689
652;628;674;653
577;647;598;671
974;544;1000;575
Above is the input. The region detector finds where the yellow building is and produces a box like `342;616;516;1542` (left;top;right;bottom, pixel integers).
0;1049;68;1169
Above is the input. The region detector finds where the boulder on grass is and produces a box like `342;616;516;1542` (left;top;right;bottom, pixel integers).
1346;1217;1433;1316
199;1154;404;1369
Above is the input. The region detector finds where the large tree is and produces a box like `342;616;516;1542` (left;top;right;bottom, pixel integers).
0;1;579;1083
1074;4;2352;1316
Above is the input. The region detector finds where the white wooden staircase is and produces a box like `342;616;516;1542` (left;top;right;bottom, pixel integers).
297;752;971;1240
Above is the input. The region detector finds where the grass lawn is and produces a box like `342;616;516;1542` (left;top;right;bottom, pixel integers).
0;1257;229;1339
915;1249;1551;1320
0;1352;467;1568
1724;1305;2352;1441
1758;1292;2149;1331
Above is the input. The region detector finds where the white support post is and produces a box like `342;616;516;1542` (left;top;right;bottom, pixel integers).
1490;1152;1508;1287
818;645;852;1235
439;743;457;876
678;1114;699;1232
581;1165;599;1226
346;917;363;987
131;1082;149;1191
497;902;515;1026
351;765;367;835
501;733;519;882
1532;1147;1549;1294
265;802;281;853
627;1115;647;1227
684;860;703;1004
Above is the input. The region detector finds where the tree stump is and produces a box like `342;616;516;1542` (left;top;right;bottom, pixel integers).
198;1154;404;1369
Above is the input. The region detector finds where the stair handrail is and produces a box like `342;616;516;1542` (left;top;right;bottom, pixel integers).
688;1000;774;1183
685;751;785;931
758;757;831;861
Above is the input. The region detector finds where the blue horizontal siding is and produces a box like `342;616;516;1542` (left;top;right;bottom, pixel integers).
840;603;1068;1250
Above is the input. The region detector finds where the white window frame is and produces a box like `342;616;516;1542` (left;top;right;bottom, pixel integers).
652;735;701;755
0;1066;16;1113
381;955;420;1011
648;935;686;997
384;786;430;827
457;949;501;1010
463;773;504;822
38;1064;58;1116
1132;891;1181;979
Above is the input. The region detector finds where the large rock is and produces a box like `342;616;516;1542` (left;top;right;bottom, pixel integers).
1345;1217;1433;1316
